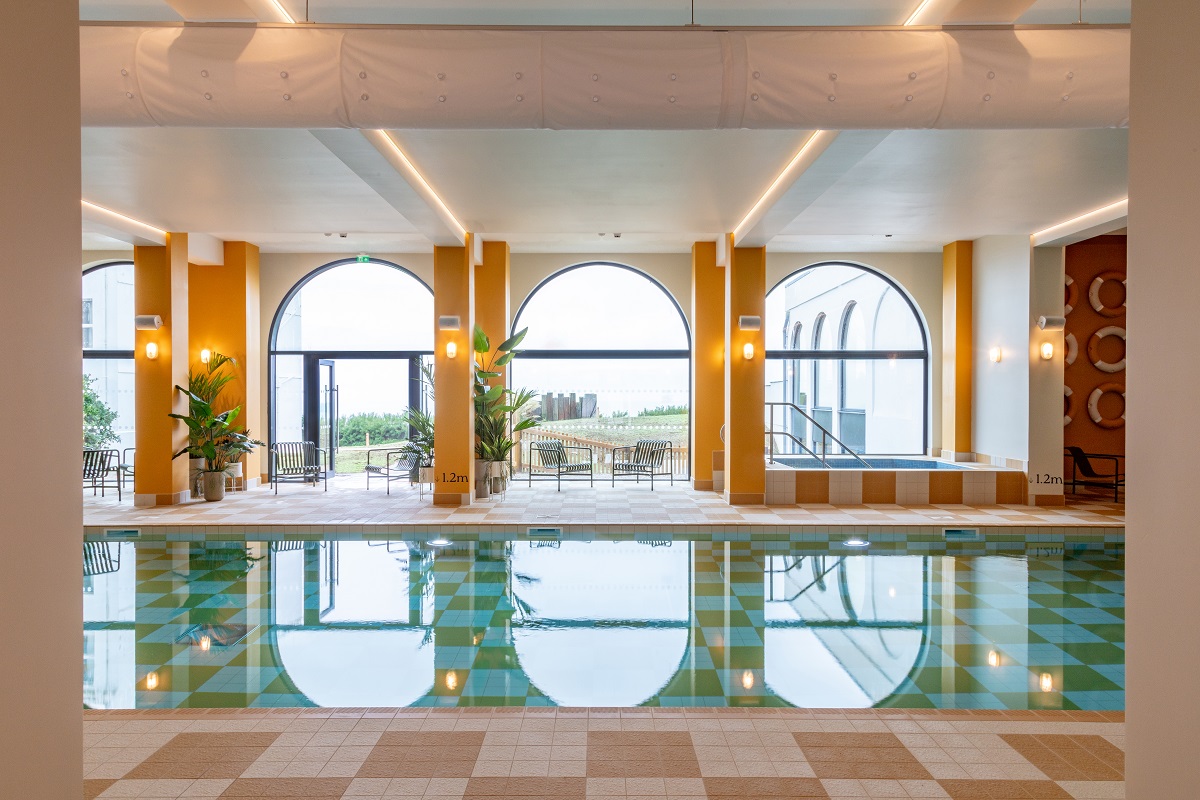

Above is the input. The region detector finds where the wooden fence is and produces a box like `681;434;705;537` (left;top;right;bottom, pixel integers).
514;429;688;477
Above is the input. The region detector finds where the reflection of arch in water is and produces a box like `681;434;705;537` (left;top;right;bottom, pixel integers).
765;555;931;708
509;541;691;706
269;542;434;707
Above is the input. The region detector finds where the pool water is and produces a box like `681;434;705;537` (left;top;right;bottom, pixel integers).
82;536;1124;711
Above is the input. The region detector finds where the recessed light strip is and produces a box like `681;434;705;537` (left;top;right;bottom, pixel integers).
1031;198;1128;246
368;129;469;245
903;0;938;26
81;199;167;244
732;130;836;243
266;0;296;24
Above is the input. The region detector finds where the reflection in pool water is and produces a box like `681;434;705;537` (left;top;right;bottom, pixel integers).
82;537;1124;710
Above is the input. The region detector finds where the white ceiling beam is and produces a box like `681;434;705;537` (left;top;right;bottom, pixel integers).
81;199;166;246
1032;198;1127;247
310;129;466;247
188;232;226;265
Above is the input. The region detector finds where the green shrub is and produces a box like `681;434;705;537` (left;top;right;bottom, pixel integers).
83;374;119;449
338;412;410;447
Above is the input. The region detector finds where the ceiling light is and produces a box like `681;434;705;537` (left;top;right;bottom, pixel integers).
903;0;937;25
368;130;468;244
1031;198;1129;245
266;0;296;23
81;199;166;242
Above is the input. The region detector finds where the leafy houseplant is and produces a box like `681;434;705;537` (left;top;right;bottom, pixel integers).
473;326;540;492
169;352;263;501
83;374;119;449
398;406;436;485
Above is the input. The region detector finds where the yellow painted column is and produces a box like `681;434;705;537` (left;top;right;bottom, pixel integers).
691;241;725;491
434;238;475;505
941;241;973;460
188;241;263;486
475;240;514;466
724;241;766;505
134;233;191;505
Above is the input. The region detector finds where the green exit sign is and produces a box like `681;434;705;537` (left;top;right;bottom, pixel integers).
356;254;370;263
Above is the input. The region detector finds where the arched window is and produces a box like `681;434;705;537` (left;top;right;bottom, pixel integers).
766;262;930;456
268;259;434;474
510;262;691;477
82;261;136;452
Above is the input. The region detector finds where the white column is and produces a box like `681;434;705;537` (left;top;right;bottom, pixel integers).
0;0;83;796
1127;0;1200;793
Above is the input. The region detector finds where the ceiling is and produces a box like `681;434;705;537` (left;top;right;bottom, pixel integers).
79;0;1132;254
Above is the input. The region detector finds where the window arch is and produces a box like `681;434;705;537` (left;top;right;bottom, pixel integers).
268;259;434;472
766;262;930;456
510;262;691;478
82;261;136;452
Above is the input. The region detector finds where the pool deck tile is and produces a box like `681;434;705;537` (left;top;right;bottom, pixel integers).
83;708;1125;798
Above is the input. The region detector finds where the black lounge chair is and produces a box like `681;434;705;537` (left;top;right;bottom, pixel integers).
269;441;327;494
83;448;121;500
528;439;593;491
1064;446;1124;502
612;439;674;490
365;448;419;494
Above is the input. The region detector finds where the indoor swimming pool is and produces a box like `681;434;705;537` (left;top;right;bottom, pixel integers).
82;534;1124;711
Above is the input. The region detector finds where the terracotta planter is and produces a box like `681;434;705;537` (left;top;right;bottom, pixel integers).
202;472;226;502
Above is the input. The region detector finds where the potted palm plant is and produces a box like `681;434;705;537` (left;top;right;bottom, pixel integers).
473;326;541;493
398;407;436;486
169;352;263;501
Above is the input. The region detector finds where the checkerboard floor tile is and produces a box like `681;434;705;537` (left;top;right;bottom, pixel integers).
82;708;1126;798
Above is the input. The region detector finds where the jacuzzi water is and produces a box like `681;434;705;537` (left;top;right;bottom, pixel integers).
82;534;1123;710
772;456;971;470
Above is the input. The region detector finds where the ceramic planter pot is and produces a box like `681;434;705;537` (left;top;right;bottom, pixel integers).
489;461;507;493
202;471;227;502
418;466;435;485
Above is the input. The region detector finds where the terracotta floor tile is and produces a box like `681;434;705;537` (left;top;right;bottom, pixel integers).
357;730;485;779
936;779;1073;799
124;731;281;780
218;777;352;797
704;776;830;798
463;776;587;798
794;732;932;781
83;778;116;799
999;735;1124;781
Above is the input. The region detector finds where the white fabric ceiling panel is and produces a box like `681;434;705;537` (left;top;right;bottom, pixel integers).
938;29;1130;128
79;26;1130;129
741;31;947;129
133;27;350;126
79;26;154;126
341;31;544;128
540;32;725;129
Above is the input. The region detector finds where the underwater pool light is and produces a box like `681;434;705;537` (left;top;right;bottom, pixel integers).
427;538;452;547
844;537;869;548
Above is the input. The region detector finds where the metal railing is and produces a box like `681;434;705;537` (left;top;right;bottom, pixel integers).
766;401;871;469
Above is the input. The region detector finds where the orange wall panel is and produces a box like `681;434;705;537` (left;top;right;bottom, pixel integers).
691;241;724;489
724;243;766;503
434;241;475;505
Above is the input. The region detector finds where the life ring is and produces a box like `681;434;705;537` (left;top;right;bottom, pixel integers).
1087;382;1125;429
1064;332;1078;366
1089;272;1126;318
1064;386;1074;426
1087;326;1126;373
1065;275;1077;315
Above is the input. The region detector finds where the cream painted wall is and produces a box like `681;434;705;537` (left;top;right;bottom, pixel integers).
1028;247;1065;499
972;236;1033;464
1127;0;1200;792
2;0;82;795
767;251;944;455
84;249;134;267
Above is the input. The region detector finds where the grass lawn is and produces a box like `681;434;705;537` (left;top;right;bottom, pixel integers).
334;441;407;474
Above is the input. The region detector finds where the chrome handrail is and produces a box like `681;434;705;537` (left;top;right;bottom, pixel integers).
766;401;871;469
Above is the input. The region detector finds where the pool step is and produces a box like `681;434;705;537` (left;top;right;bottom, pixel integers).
944;528;982;542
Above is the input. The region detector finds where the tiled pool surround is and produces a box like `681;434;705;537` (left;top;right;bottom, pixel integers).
761;465;1029;506
84;534;1124;713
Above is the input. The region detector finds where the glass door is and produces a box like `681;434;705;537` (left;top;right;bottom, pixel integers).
319;360;336;476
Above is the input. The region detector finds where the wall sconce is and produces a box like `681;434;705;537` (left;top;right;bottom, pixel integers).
145;671;159;691
145;342;159;360
739;316;759;360
134;314;163;330
446;341;457;359
742;342;755;360
989;347;1002;364
200;349;211;365
1040;672;1054;693
1040;342;1054;360
988;649;1000;668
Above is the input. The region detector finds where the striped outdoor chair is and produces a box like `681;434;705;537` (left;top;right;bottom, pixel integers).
365;448;419;495
269;441;327;494
612;439;674;490
528;440;593;491
83;448;121;500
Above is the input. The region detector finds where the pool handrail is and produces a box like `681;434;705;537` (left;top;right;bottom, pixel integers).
766;401;871;469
